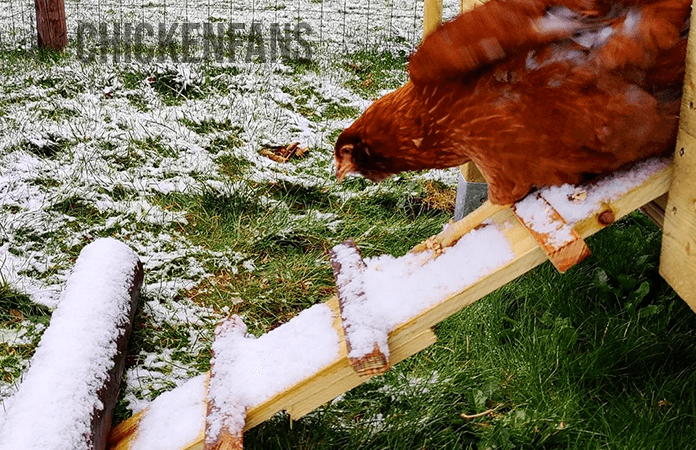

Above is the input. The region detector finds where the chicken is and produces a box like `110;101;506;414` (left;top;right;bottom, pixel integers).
335;0;690;206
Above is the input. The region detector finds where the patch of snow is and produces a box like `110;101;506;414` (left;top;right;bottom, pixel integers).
0;238;140;450
541;157;670;225
131;374;207;450
204;304;340;441
331;221;515;361
514;194;575;247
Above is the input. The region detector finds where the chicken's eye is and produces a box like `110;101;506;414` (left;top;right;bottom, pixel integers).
341;146;352;156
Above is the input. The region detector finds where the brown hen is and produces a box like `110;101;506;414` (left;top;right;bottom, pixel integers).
335;0;689;206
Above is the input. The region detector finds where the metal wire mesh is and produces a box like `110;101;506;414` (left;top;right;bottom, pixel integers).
0;0;430;57
0;0;36;49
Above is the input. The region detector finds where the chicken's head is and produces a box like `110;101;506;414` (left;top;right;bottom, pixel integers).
334;82;427;183
334;131;398;183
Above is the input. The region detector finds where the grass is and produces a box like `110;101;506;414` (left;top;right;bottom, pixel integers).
149;177;453;337
343;49;409;98
0;283;51;385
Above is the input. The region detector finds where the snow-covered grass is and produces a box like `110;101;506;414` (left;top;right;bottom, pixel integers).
0;21;459;431
2;2;696;448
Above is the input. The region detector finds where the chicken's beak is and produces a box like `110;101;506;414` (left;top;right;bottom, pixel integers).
335;161;353;183
335;146;356;183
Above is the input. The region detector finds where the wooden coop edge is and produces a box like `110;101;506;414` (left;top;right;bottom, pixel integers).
659;1;696;313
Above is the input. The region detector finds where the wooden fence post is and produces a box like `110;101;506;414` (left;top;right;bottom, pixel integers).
423;0;443;38
35;0;67;50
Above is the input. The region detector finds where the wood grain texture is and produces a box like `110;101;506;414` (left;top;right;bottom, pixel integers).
423;0;443;37
34;0;67;49
659;2;696;313
661;131;696;311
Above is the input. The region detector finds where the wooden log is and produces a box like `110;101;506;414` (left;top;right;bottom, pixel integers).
513;193;592;273
330;240;390;376
0;238;143;450
93;255;144;450
35;0;67;50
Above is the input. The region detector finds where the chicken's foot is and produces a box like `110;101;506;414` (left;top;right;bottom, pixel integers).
411;200;510;256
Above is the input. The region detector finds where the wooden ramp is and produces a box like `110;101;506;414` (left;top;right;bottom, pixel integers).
107;161;672;450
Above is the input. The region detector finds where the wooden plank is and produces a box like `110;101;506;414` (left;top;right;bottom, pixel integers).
35;0;67;50
460;162;487;183
205;320;246;450
107;410;144;450
640;194;668;228
284;323;437;422
513;194;592;273
659;2;696;313
108;164;671;450
204;434;243;450
329;240;390;376
661;132;696;312
107;298;437;449
391;165;671;341
411;200;509;254
423;0;443;37
573;168;672;237
460;0;486;12
673;0;696;138
245;297;437;428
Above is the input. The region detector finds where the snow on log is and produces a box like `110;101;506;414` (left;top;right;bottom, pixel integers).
330;239;390;376
513;193;591;273
0;238;143;450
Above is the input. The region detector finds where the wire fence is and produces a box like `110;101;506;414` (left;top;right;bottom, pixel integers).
0;0;35;49
0;0;454;60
